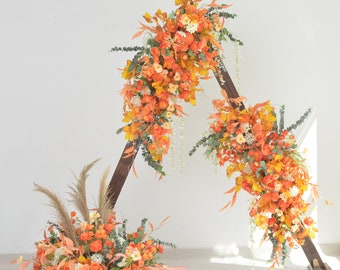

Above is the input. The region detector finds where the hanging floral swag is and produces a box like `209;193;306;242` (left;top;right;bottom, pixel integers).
189;97;319;267
13;160;182;270
112;0;242;176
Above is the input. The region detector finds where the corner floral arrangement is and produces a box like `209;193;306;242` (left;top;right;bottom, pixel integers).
112;0;242;176
190;97;318;268
14;160;182;270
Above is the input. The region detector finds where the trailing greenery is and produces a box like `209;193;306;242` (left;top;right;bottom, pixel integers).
189;130;224;157
287;108;312;132
110;46;144;52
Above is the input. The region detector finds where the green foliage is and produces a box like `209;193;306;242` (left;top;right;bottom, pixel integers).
110;46;144;52
286;108;312;132
189;130;224;157
140;142;166;176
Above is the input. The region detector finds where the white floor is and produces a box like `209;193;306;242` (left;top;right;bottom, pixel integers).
2;246;340;270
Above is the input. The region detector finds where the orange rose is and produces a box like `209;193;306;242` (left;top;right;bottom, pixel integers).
90;240;103;253
89;262;102;270
80;231;94;241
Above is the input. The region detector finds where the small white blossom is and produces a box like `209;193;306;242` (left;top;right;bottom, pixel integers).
279;193;288;202
290;207;299;216
117;257;127;268
274;182;282;192
291;224;299;233
186;22;198;33
289;186;299;197
52;247;67;265
275;209;283;217
117;237;125;245
91;253;103;264
131;95;141;106
131;250;142;261
236;133;246;144
90;212;101;223
144;88;151;95
177;31;186;37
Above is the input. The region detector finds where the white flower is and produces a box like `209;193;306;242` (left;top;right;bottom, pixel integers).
117;257;127;268
236;133;246;144
131;95;141;106
167;83;178;94
290;207;299;216
90;212;101;223
275;209;283;217
289;186;299;197
131;250;142;261
279;192;288;202
153;62;163;73
180;14;191;25
74;263;83;270
144;88;151;95
52;247;67;265
177;31;186;38
274;182;282;191
292;218;300;226
117;237;125;245
291;224;299;233
291;217;301;232
186;22;198;33
91;253;103;264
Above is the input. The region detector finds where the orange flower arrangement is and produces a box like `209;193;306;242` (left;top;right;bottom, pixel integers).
27;214;176;270
113;0;242;175
14;161;181;270
190;98;317;267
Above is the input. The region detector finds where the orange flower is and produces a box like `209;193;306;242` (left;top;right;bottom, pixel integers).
89;262;103;270
304;217;314;226
104;223;115;233
89;240;103;253
80;231;94;241
95;228;107;239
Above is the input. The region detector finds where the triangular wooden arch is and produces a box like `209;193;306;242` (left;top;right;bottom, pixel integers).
107;57;330;270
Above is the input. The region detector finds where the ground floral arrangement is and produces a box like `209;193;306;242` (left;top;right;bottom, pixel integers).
14;161;182;270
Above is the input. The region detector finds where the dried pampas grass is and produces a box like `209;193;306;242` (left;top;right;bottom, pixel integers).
34;159;115;244
68;159;100;223
97;166;112;223
33;183;78;245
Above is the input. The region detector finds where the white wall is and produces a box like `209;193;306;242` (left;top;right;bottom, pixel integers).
0;0;339;254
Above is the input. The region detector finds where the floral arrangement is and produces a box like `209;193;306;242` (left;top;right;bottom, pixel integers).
14;160;180;270
113;0;242;176
190;98;318;267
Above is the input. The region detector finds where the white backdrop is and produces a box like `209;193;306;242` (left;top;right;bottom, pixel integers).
0;0;339;254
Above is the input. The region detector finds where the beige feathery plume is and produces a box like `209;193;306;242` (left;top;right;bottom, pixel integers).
33;182;78;245
97;166;113;223
68;159;100;223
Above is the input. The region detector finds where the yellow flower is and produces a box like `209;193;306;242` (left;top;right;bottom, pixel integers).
180;14;191;25
16;256;23;264
143;12;153;23
121;60;133;80
166;111;173;118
